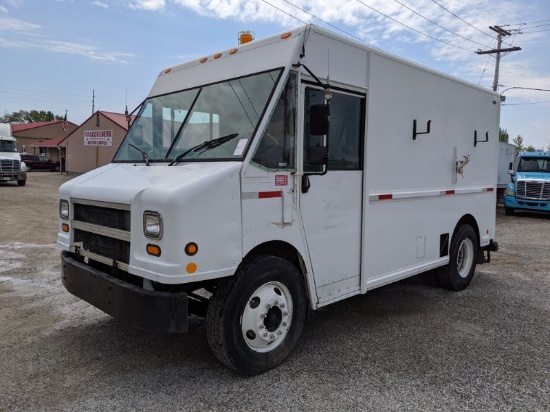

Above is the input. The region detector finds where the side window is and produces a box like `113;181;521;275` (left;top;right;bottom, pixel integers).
327;93;364;170
303;88;364;172
252;72;297;170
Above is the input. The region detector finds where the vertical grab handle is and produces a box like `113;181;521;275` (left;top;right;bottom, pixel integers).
413;119;431;140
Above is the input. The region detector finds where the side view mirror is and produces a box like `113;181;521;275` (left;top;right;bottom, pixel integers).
308;145;328;166
309;104;329;136
508;162;514;175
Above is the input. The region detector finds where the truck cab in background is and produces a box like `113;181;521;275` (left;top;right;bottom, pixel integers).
504;151;550;214
0;123;27;186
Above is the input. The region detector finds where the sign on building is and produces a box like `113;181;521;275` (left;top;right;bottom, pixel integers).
84;130;113;146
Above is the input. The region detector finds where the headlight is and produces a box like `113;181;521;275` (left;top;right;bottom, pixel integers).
504;187;514;196
59;200;69;219
21;161;27;172
143;211;163;239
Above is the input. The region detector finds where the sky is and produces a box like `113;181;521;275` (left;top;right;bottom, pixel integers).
0;0;549;149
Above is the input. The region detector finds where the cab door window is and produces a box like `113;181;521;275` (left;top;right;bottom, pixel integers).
252;72;297;170
304;87;364;172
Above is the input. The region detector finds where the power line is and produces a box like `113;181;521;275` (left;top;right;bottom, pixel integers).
279;0;366;44
429;0;494;39
259;0;307;25
392;0;490;48
503;19;550;27
354;0;477;53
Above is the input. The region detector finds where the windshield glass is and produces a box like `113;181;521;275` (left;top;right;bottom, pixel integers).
518;157;550;173
0;140;17;153
114;69;283;163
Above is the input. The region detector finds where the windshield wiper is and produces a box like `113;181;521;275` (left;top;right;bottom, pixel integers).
168;133;239;166
128;143;150;166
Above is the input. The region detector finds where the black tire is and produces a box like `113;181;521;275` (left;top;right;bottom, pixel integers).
206;255;307;375
437;225;478;291
53;166;60;172
17;179;26;187
504;207;514;215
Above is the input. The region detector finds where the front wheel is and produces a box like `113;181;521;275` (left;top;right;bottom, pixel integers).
437;224;478;291
17;179;26;186
206;255;307;375
504;207;514;215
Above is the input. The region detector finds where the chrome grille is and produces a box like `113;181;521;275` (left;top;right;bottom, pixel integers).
516;180;550;200
71;199;131;268
0;159;20;173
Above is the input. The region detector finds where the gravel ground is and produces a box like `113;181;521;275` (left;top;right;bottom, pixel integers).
1;172;549;411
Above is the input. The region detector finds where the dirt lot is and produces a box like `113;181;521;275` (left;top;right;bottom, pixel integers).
1;172;549;411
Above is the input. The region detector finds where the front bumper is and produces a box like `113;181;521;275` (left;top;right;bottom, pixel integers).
0;171;25;181
61;251;188;332
503;195;550;213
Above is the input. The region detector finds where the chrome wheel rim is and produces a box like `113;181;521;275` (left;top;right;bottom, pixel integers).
457;238;475;278
241;281;293;353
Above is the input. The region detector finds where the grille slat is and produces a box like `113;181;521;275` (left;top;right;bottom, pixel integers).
517;180;550;200
72;201;131;265
0;159;20;173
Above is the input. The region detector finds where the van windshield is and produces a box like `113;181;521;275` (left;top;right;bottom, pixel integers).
114;69;283;163
0;140;17;153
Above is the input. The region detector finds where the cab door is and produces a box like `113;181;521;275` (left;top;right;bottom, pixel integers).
299;85;365;305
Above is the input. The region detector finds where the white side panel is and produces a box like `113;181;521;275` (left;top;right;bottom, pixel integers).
362;53;499;290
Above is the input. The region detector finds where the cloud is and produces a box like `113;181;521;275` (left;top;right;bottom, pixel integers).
45;40;135;63
0;16;40;32
92;1;109;8
128;0;165;11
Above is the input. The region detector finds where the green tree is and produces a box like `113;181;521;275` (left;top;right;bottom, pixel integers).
499;127;509;143
512;134;524;154
0;110;63;123
525;145;536;152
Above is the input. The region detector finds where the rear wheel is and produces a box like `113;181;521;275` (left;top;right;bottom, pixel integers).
206;255;307;375
437;224;478;291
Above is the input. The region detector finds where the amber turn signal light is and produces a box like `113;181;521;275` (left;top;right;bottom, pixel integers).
185;242;198;256
62;223;69;232
147;244;161;257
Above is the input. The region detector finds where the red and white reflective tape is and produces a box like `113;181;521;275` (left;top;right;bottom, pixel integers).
369;187;495;203
242;190;283;200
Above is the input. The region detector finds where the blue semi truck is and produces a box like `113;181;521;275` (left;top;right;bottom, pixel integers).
504;151;550;215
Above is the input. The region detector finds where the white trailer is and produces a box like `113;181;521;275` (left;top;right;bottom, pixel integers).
497;141;515;200
58;24;499;375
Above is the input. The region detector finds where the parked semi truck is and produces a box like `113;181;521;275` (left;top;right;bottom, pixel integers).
504;151;550;214
58;24;499;375
0;123;26;186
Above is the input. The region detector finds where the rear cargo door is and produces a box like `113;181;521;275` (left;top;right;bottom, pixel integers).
299;85;365;304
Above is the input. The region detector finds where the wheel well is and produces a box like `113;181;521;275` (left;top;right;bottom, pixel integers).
243;241;312;315
244;241;304;274
454;214;480;245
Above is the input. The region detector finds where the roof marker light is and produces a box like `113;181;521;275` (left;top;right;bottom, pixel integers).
281;32;292;39
163;68;172;74
229;48;238;55
214;53;222;59
200;57;208;63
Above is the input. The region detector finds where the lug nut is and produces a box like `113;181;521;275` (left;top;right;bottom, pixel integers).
283;311;288;316
263;333;268;338
277;330;282;335
282;322;287;327
259;325;264;329
270;334;275;340
280;303;286;308
266;304;272;310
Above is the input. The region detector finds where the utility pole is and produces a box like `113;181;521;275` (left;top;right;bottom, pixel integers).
476;26;521;92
